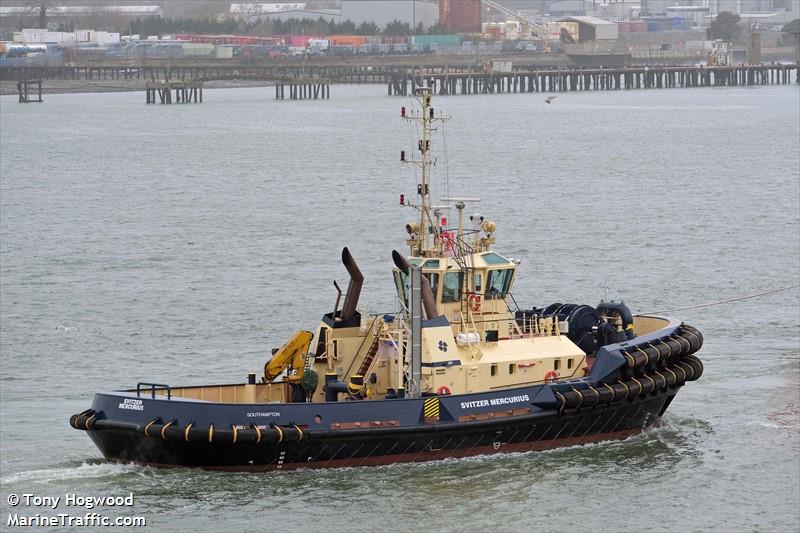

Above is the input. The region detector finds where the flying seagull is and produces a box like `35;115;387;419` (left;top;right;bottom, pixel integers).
545;96;557;104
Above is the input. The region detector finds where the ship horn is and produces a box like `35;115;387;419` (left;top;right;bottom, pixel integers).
340;247;364;321
391;250;440;320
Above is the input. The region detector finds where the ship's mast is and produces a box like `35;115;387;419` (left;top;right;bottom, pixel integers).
401;87;447;257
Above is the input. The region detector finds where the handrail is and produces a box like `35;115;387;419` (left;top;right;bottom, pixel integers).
344;315;381;378
137;382;171;399
507;292;522;313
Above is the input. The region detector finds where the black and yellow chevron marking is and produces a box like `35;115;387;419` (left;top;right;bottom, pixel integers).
423;397;440;420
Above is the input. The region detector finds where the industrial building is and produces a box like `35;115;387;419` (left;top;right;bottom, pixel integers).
561;16;619;42
230;1;439;29
439;0;481;33
539;0;799;23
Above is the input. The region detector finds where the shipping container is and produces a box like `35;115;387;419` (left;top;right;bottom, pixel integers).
411;34;461;47
215;46;233;59
328;35;367;46
181;43;215;57
630;21;646;33
381;35;407;45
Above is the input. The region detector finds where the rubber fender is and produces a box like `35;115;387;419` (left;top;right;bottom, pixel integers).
228;427;268;444
682;355;704;381
675;361;696;382
184;424;209;443
69;409;95;430
143;420;165;439
662;337;686;359
649;343;670;363
651;372;667;391
560;384;618;408
138;421;300;445
679;325;704;354
161;423;184;441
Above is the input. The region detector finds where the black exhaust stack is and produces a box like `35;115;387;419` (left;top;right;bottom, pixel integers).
340;247;363;321
392;250;440;320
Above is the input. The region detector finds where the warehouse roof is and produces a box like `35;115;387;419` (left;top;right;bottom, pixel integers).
560;16;618;27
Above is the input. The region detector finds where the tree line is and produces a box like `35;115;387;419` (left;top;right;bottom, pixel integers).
127;16;450;38
707;11;800;46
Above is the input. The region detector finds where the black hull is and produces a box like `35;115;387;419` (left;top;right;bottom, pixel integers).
72;319;702;471
87;390;677;471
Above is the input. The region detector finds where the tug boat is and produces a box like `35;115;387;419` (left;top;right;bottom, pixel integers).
71;89;703;471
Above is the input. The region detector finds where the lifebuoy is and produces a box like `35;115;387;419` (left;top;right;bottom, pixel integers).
436;385;451;395
544;370;559;384
467;293;481;312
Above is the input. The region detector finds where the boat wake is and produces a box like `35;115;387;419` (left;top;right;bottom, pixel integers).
1;461;146;485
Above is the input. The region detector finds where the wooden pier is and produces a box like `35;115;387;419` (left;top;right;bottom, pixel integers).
275;78;330;100
145;80;203;104
17;79;43;103
388;64;799;96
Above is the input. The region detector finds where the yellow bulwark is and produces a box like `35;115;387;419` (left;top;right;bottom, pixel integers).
263;330;314;383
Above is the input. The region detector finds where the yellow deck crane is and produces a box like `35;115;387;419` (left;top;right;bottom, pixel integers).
263;330;314;384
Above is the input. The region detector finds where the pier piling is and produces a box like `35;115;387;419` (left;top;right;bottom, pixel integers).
387;64;798;97
145;80;203;105
275;78;330;100
17;79;43;103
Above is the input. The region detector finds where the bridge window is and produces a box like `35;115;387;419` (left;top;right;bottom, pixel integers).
474;272;482;293
486;269;513;300
442;272;463;303
482;252;510;265
491;364;497;377
508;363;516;375
554;359;561;371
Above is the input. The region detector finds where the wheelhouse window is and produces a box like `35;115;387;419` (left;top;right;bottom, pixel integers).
442;271;463;303
482;252;510;265
396;270;439;305
474;272;482;294
486;268;513;300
